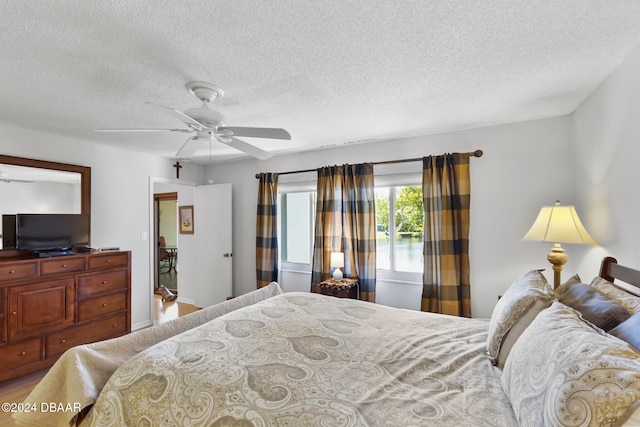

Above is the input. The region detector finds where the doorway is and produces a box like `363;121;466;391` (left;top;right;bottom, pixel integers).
148;179;232;327
154;192;178;294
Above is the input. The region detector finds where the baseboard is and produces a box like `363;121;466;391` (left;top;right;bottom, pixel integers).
132;319;153;331
177;297;196;306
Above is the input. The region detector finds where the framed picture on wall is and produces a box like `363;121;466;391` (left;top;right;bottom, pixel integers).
179;205;194;234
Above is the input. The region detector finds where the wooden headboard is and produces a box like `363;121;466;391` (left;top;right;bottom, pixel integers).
599;257;640;289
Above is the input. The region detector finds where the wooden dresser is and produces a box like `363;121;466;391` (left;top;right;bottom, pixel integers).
0;251;131;382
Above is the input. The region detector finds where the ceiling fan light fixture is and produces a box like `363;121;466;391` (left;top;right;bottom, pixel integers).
217;129;234;137
195;129;213;139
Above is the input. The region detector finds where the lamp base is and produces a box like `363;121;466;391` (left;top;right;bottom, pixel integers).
547;243;568;289
332;268;343;281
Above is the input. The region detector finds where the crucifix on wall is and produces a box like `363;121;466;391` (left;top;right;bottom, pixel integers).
173;161;182;179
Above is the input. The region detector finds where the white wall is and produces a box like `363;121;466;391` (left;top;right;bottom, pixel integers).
206;115;577;318
573;43;640;280
0;124;203;330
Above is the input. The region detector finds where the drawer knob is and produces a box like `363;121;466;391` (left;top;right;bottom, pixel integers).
11;311;17;315
61;339;66;343
112;323;118;327
62;264;67;268
9;270;15;274
20;351;26;356
102;303;108;307
107;259;112;263
102;281;108;284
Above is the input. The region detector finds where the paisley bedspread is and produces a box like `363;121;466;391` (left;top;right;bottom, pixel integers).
82;292;517;426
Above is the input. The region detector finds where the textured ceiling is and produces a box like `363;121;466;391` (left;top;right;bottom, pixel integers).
2;1;640;164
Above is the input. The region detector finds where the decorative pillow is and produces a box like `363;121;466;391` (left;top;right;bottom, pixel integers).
609;312;640;352
486;269;554;364
590;276;640;314
563;273;582;286
494;273;581;368
502;301;640;427
555;282;631;331
495;298;551;369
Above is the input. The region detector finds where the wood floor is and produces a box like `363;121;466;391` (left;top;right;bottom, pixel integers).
0;295;199;426
0;369;48;427
153;293;200;324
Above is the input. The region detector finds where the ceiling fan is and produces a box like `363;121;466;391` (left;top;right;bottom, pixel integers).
96;82;291;160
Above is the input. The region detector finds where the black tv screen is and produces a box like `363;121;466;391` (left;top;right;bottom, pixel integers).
16;214;90;251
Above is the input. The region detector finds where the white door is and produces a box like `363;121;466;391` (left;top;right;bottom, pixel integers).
194;183;232;308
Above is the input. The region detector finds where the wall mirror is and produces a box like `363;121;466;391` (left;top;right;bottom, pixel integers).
0;154;91;251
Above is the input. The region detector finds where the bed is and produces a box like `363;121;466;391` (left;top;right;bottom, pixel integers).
13;257;640;427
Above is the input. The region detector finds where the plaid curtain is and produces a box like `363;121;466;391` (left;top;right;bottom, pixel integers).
311;166;345;293
311;163;376;301
256;173;279;288
422;153;472;317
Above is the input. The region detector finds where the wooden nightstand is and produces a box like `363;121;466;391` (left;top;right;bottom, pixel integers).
318;278;358;299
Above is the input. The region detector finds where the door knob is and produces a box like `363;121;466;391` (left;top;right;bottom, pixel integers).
223;253;233;258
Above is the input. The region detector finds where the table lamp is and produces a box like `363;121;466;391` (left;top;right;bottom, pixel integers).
331;252;344;281
523;200;596;288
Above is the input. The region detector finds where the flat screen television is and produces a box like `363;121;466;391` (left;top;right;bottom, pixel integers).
14;213;90;251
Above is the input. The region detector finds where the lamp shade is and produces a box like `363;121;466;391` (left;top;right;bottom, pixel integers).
523;201;596;245
330;252;344;268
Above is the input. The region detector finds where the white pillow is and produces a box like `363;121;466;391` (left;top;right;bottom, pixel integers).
502;301;640;427
485;269;554;363
495;273;581;368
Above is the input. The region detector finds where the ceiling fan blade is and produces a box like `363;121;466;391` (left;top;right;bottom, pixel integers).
219;136;273;160
95;128;192;133
175;136;204;158
217;126;291;140
145;102;207;131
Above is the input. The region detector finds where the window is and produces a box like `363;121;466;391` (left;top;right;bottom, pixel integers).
280;191;315;268
279;182;423;282
376;185;423;280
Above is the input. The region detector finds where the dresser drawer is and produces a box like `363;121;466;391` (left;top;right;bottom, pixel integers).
0;337;42;371
77;270;127;298
40;256;86;276
88;253;129;270
8;278;75;340
77;292;127;322
46;313;127;357
0;261;38;283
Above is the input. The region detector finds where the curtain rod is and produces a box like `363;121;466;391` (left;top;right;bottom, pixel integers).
254;149;483;179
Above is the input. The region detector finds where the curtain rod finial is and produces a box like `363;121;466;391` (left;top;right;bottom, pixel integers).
473;149;483;158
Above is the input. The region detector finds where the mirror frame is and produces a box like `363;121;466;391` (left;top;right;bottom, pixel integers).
0;154;91;254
